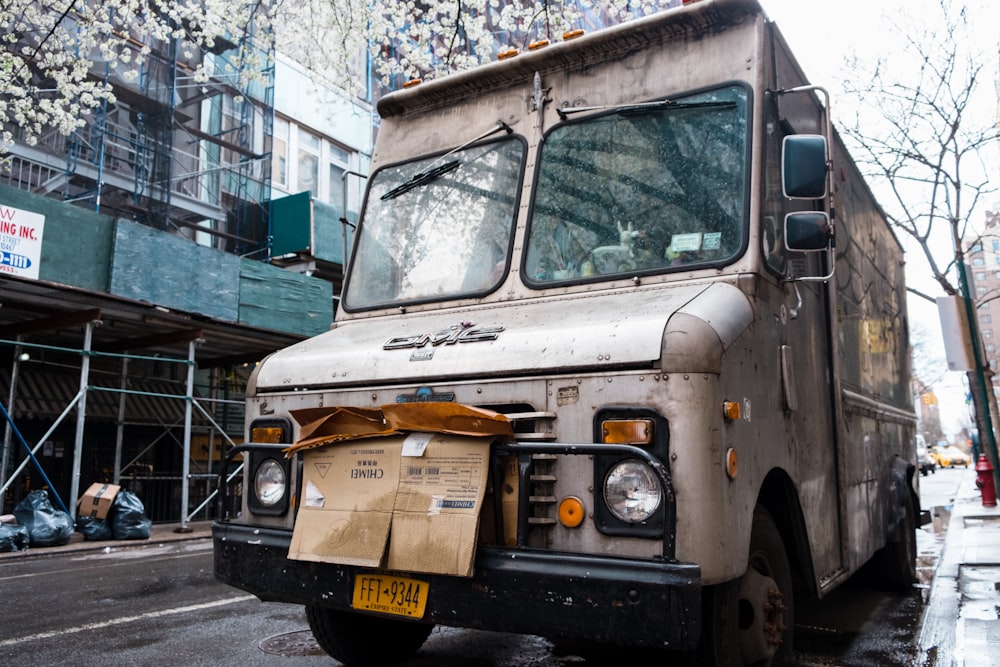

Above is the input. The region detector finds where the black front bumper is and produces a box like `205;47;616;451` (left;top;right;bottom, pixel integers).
213;522;701;650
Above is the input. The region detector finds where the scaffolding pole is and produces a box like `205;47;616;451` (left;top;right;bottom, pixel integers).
179;339;197;530
0;338;24;490
69;320;97;521
114;356;129;485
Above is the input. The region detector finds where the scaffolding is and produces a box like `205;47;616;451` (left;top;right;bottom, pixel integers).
1;321;251;526
6;8;276;257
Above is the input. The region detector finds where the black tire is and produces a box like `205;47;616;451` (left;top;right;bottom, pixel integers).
698;506;795;666
306;606;434;666
870;494;916;593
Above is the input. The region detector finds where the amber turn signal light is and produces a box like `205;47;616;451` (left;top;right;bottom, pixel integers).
558;496;585;528
601;419;653;445
251;426;285;443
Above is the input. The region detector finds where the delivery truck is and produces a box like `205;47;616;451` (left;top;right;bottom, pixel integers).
213;1;917;664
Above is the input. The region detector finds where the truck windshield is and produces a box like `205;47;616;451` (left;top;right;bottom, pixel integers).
344;137;524;310
525;85;749;283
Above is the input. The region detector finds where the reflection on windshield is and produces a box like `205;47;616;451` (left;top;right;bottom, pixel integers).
344;138;524;309
526;86;748;283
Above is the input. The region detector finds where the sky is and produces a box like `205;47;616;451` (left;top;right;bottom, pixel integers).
758;0;1000;437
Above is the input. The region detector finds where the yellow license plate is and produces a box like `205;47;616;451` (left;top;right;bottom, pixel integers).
351;573;428;619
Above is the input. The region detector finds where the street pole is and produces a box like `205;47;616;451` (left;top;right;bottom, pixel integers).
958;261;1000;495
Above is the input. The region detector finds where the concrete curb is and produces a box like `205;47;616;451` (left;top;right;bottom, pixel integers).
0;521;213;561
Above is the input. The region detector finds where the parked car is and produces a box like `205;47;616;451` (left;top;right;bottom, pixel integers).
934;445;972;468
916;437;936;476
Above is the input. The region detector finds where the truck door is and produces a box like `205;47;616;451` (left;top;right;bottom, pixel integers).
761;88;845;584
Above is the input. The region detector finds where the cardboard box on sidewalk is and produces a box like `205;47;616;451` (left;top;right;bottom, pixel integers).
78;483;121;520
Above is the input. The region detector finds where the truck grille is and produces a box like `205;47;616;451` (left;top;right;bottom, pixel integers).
500;409;559;538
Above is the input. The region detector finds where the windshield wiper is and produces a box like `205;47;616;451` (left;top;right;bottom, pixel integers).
381;160;461;201
556;99;736;120
379;120;512;201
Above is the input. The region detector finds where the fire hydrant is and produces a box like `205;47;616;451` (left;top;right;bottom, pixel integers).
975;454;997;508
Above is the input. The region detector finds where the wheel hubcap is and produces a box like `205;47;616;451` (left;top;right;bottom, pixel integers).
737;565;786;663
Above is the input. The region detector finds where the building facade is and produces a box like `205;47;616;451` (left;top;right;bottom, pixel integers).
1;10;373;525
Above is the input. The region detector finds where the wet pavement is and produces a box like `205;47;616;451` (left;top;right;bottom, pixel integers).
3;467;999;666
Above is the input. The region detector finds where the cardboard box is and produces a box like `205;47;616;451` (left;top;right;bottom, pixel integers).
386;434;490;576
288;433;490;577
288;439;401;567
78;483;121;520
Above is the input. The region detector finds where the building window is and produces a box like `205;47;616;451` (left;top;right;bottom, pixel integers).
977;272;987;281
981;314;992;324
993;239;999;252
327;142;351;212
985;329;994;339
297;128;320;194
972;257;985;266
971;242;983;253
272;117;289;187
987;343;996;353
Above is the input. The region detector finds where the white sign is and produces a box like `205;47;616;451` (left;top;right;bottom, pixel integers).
0;203;45;279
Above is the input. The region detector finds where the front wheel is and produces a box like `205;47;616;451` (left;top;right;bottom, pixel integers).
698;506;794;666
306;606;434;667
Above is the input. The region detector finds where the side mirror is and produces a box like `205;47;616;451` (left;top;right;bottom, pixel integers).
785;211;832;252
782;135;828;199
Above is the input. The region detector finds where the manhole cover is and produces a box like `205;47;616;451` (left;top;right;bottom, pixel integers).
259;629;327;657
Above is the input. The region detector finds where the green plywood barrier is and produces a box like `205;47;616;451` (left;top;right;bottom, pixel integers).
3;185;333;338
239;259;333;336
0;183;115;291
109;220;241;322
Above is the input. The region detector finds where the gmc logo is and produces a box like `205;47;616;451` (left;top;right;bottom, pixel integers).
384;321;504;350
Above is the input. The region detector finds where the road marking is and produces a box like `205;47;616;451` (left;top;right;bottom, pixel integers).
0;549;209;582
0;595;257;647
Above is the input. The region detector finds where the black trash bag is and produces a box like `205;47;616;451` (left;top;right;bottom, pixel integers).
13;490;74;547
109;490;152;540
76;514;113;541
0;523;30;552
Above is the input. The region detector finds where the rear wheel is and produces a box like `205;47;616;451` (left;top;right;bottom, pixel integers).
698;506;794;666
870;494;916;593
306;606;434;666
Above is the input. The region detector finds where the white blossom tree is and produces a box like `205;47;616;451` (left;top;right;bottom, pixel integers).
2;0;680;154
839;0;1000;464
0;0;260;153
270;0;677;97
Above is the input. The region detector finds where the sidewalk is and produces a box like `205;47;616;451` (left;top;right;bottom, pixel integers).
0;519;213;561
918;467;1000;667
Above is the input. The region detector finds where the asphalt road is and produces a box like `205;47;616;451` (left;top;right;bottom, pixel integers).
0;469;967;666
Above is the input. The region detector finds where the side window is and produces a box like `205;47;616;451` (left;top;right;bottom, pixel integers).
762;96;787;274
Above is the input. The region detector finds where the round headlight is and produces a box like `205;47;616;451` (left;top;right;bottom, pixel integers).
603;460;662;523
254;458;287;507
